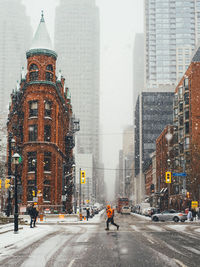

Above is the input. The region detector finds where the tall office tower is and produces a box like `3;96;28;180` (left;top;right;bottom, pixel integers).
145;0;200;88
0;0;32;112
133;33;144;106
134;90;174;203
54;0;100;166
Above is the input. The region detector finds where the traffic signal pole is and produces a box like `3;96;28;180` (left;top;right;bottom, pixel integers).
79;168;82;214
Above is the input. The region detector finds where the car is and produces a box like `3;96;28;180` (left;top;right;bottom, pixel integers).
151;209;187;222
121;206;131;214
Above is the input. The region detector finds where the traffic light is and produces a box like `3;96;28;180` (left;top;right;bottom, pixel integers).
5;179;10;189
165;172;171;183
81;170;86;184
32;190;35;196
150;184;155;193
186;191;190;198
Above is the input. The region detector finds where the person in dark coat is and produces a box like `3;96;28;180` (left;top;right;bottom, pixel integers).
86;208;90;221
33;207;39;227
28;204;38;228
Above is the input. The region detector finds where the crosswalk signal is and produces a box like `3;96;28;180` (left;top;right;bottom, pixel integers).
81;170;86;184
5;179;10;189
165;172;171;183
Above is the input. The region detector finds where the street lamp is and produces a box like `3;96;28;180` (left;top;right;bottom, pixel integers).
12;152;20;234
6;135;16;217
72;164;76;214
32;158;37;200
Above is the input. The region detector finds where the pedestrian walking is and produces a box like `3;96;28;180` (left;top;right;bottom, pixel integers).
105;205;119;231
28;203;35;228
86;208;90;221
187;209;193;222
192;209;197;221
33;207;39;227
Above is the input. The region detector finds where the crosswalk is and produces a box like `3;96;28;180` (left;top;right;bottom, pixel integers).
130;223;200;234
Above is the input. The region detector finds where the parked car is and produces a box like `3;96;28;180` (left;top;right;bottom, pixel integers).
121;206;131;214
152;209;187;222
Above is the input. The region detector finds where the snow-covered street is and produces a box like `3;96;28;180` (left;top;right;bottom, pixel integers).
0;212;200;267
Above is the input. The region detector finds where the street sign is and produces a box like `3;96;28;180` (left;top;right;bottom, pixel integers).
191;201;198;208
173;173;186;177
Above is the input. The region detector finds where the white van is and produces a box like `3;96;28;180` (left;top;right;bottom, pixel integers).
139;202;150;215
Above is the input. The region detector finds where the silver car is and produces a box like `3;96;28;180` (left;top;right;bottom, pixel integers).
152;209;187;222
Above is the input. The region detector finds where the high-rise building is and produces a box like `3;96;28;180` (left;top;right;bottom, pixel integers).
133;33;144;105
0;0;32;112
145;0;200;88
134;90;174;203
54;0;100;165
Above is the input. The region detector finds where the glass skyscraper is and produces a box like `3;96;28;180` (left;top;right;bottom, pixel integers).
145;0;200;88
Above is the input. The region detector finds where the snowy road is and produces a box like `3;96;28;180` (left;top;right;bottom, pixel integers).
0;213;200;267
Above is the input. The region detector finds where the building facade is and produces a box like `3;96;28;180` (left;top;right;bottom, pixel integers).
0;0;32;112
145;0;200;88
134;91;174;203
170;47;200;209
7;15;75;213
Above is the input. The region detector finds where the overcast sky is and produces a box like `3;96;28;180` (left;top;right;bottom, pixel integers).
23;0;144;200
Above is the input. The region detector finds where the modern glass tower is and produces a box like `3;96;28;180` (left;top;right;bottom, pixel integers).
0;0;32;112
145;0;200;88
54;0;100;164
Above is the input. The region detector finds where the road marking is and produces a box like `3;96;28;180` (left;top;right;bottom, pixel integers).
147;238;154;244
68;259;76;267
147;225;166;232
174;259;188;267
182;246;200;255
130;225;140;231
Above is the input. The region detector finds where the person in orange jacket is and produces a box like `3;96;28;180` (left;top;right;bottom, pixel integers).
105;205;119;230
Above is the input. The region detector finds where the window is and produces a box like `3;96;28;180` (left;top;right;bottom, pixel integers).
46;65;53;81
46;64;53;71
27;180;35;201
185;122;189;134
179;102;183;113
28;125;38;141
44;101;52;117
184;92;189;105
44;125;51;142
44;152;51;171
29;101;38;117
29;64;38;81
43;185;51;201
185;109;189;120
28;152;37;172
185;137;190;150
179;116;183;126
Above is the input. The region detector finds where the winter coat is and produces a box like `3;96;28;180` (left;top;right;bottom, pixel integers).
106;205;113;218
187;210;192;221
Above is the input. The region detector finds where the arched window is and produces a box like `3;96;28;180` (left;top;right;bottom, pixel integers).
29;64;38;71
46;64;53;81
46;65;53;71
29;64;39;81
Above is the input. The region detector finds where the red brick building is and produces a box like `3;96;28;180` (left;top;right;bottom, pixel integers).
171;47;200;209
145;164;152;197
156;125;173;210
7;14;76;213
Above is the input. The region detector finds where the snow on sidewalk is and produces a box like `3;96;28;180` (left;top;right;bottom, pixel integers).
0;225;55;261
131;212;151;221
